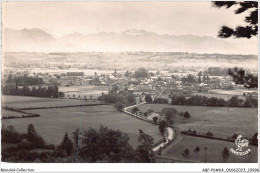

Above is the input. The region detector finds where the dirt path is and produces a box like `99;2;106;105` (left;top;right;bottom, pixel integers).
161;126;183;155
123;103;177;152
152;127;175;152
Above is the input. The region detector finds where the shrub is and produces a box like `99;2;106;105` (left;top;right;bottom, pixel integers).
159;120;167;134
145;95;153;103
206;131;213;137
182;149;190;158
231;133;238;140
26;124;46;147
184;111;191;119
115;103;124;111
153;117;158;123
153;98;168;104
58;132;74;156
1;125;23;143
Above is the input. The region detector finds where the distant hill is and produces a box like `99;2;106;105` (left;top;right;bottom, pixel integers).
3;28;60;52
2;28;257;54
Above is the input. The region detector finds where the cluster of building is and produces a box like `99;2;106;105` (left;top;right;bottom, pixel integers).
3;68;258;102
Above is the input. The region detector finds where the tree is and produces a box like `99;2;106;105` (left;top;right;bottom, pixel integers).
182;74;197;83
80;126;135;162
251;133;258;145
218;98;226;107
182;149;190;158
213;2;258;88
207;97;219;106
231;133;238;140
53;85;59;98
125;70;131;78
153;117;158;123
26;124;45;147
184;111;191;119
159;120;167;134
198;75;202;84
158;147;162;163
2;125;23;143
127;94;136;105
23;86;30;96
176;96;187;105
222;147;230;162
27;124;37;141
135;129;154;162
145;94;153;103
203;74;206;83
134;68;149;78
132;107;139;115
229;95;240;107
58;132;74;156
212;1;257;39
31;87;37;96
58;92;65;98
206;131;213;137
194;146;200;159
72;129;81;149
154;98;168;104
198;71;202;84
115;103;124;111
228;68;257;89
204;147;208;163
243;98;252;107
162;107;177;122
46;86;53;97
144;112;148;118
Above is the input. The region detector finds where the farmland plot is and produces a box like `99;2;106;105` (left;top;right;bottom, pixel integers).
164;135;257;163
2;109;23;118
2;105;162;148
137;104;257;139
2;95;100;109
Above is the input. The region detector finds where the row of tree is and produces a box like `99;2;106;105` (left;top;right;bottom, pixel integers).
153;97;169;104
67;72;84;76
2;124;156;163
181;146;230;162
4;74;44;86
228;133;258;146
171;95;257;108
21;86;59;98
2;124;46;148
2;84;60;98
145;95;169;104
98;92;136;106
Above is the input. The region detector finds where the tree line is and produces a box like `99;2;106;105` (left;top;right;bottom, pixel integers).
145;94;169;104
171;95;257;108
2;124;156;163
4;74;44;86
67;72;84;76
3;85;59;98
98;92;136;111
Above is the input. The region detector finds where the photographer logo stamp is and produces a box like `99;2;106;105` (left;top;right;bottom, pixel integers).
230;135;251;156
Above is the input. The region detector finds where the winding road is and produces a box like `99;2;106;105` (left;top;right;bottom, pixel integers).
122;102;181;152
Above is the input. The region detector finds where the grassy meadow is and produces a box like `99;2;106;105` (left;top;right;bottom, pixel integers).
164;135;257;163
137;104;257;139
2;98;162;148
2;95;100;109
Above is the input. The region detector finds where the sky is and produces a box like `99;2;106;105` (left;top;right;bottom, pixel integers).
2;1;251;37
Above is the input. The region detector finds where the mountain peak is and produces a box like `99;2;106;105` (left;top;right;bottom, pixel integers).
2;28;256;54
